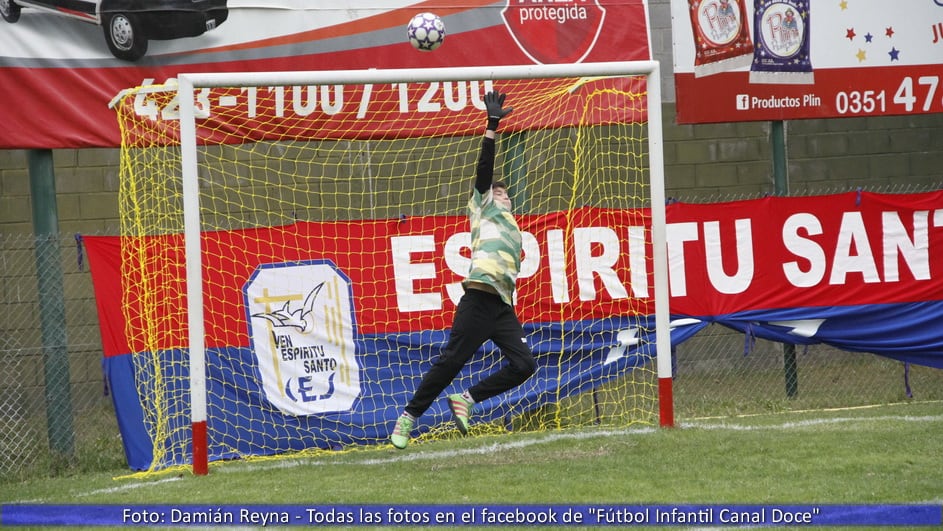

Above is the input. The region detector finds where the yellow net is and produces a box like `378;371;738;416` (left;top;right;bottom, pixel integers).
111;73;659;473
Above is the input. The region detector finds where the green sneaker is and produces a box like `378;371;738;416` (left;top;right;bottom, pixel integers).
448;394;473;435
390;414;413;449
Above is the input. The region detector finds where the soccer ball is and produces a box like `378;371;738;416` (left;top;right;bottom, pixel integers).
407;12;446;52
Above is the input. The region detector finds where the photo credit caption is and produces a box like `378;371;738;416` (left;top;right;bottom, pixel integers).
2;503;937;526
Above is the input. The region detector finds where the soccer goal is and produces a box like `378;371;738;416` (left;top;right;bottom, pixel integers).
110;61;670;475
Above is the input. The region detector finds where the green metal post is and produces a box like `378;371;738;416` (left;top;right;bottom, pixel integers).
772;121;799;398
28;149;75;458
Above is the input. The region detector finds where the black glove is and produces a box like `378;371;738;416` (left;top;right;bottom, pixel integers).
484;91;513;131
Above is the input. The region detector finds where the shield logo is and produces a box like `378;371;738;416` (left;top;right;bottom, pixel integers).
501;1;606;64
246;260;361;416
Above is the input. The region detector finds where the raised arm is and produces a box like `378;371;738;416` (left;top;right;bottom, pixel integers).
474;91;513;194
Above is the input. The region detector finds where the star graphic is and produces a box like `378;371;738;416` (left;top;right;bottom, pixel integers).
885;26;895;37
846;28;856;40
839;0;848;9
864;33;873;43
888;47;900;61
856;49;867;62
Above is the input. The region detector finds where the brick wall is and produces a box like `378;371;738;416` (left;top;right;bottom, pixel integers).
663;107;943;200
0;148;122;235
2;105;940;236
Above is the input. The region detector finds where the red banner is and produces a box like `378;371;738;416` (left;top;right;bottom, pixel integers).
671;1;943;123
83;191;943;356
0;0;651;148
667;191;943;315
115;76;650;146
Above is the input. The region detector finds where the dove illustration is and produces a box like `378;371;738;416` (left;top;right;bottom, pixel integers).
252;282;324;333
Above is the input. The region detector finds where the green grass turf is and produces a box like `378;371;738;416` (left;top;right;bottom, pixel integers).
2;401;939;513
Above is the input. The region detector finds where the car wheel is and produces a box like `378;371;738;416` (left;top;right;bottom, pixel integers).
102;12;147;61
0;0;21;23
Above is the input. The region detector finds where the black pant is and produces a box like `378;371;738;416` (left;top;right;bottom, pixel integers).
404;289;537;419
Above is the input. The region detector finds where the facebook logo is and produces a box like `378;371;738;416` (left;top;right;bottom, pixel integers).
736;94;750;110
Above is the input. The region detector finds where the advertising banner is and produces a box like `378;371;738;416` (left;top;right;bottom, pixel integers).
671;0;943;123
83;191;943;468
0;0;652;148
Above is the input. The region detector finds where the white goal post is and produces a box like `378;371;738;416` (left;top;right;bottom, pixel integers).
175;61;671;475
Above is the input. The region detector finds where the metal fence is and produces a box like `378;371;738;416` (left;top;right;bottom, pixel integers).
0;233;118;482
1;226;940;481
673;325;943;420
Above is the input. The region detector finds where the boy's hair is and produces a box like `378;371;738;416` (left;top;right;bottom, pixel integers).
492;180;508;190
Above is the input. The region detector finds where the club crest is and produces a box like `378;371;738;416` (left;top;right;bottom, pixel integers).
245;260;360;416
501;0;606;64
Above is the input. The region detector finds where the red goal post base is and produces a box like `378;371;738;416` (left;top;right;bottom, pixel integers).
659;377;675;428
192;421;208;476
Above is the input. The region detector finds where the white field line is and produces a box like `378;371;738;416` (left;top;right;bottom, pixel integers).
33;412;943;503
683;414;943;431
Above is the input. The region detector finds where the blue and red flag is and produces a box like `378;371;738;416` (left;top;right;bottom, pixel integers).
83;190;943;469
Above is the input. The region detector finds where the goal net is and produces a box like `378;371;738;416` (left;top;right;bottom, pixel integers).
109;63;669;474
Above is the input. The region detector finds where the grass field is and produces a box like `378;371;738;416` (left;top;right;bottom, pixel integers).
2;401;940;528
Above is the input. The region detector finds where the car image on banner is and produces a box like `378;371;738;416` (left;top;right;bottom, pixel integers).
0;0;228;61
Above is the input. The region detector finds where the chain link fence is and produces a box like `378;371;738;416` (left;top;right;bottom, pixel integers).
673;325;943;420
2;212;941;480
0;233;121;482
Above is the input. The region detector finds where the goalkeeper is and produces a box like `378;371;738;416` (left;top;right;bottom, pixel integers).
391;90;537;449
